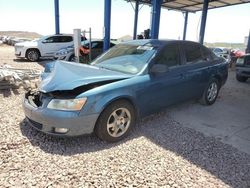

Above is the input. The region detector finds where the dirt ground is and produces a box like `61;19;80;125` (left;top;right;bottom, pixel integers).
0;44;250;187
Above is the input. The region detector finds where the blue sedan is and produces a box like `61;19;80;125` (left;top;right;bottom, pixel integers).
23;40;228;142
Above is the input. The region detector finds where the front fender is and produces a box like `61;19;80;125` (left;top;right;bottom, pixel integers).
80;88;137;116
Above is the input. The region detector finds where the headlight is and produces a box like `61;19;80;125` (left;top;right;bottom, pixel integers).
47;97;87;111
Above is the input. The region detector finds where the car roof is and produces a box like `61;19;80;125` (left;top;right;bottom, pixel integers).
45;34;73;38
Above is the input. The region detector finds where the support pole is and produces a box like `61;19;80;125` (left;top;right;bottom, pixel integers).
103;0;111;52
246;30;250;53
54;0;60;34
133;0;139;40
73;29;81;63
183;11;188;40
150;0;162;39
199;0;209;44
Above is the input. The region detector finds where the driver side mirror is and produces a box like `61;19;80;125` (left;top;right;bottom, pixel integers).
150;64;169;74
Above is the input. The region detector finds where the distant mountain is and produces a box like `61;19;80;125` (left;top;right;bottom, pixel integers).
0;31;42;39
205;42;246;49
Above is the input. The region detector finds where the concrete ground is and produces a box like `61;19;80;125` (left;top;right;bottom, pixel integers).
167;70;250;154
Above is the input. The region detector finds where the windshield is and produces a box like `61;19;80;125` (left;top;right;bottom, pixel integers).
91;43;156;74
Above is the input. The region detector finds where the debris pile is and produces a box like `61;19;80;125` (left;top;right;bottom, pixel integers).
0;64;41;90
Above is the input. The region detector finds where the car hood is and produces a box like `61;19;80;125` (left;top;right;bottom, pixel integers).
15;41;38;47
40;61;132;93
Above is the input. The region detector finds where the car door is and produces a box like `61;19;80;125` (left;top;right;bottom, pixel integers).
40;36;73;56
56;36;73;51
180;42;212;99
137;42;187;115
40;36;59;56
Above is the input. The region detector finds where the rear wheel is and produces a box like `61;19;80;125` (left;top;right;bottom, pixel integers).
200;78;219;105
26;49;40;62
236;74;247;82
95;100;135;142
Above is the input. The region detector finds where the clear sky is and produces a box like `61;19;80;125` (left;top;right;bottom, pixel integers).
0;0;249;43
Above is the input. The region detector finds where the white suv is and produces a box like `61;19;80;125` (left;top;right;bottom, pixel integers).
14;34;74;61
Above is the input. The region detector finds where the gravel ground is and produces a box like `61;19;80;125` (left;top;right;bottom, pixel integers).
0;45;250;187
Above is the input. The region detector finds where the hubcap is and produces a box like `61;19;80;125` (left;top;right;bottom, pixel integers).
207;82;218;102
107;108;131;138
28;51;38;61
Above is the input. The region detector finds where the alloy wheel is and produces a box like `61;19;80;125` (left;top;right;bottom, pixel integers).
207;82;218;102
27;51;39;61
106;108;131;138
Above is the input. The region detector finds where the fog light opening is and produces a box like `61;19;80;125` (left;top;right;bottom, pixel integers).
54;128;69;134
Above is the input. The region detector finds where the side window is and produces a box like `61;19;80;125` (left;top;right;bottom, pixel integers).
155;44;180;67
59;36;73;43
43;36;57;43
184;43;203;64
50;36;61;43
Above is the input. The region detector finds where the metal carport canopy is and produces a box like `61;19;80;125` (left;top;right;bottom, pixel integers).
121;0;250;51
126;0;250;12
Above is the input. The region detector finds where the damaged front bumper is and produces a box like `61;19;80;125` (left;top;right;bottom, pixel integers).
22;91;99;136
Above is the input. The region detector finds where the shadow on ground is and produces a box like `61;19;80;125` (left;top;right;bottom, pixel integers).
20;109;250;188
0;88;20;97
13;58;53;67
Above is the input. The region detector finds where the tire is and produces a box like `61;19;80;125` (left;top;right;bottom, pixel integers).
26;49;40;62
69;54;76;62
199;78;219;105
236;74;247;82
95;100;136;142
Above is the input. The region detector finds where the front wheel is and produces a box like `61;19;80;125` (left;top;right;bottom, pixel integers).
236;74;247;82
200;79;219;105
26;49;40;62
95;100;135;142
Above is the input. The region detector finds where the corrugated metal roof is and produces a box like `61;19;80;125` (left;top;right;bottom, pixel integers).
126;0;250;12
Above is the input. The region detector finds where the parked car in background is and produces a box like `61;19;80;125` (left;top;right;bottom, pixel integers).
210;47;230;60
235;54;250;82
14;34;75;62
23;40;228;142
54;40;117;62
9;38;30;46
